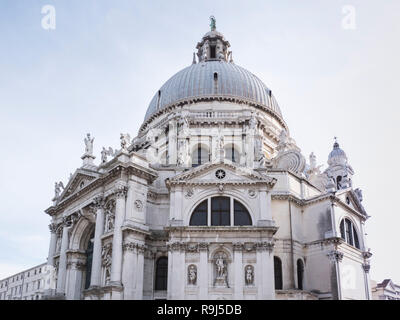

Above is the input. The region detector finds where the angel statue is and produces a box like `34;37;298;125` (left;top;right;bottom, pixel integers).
101;147;115;164
120;133;131;151
54;181;64;198
84;133;94;155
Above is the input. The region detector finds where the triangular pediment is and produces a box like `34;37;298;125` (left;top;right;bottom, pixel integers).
58;169;99;201
166;160;276;188
337;189;367;216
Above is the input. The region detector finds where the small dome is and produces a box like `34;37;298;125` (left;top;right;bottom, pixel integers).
328;140;348;166
144;60;282;121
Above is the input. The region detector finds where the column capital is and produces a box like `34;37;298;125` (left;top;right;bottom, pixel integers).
255;240;274;252
49;223;58;234
114;186;128;199
198;242;209;251
327;250;344;263
67;260;86;271
167;241;185;252
93;195;106;210
233;242;244;252
362;263;371;273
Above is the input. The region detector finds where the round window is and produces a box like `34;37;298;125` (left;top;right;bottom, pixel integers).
215;169;226;180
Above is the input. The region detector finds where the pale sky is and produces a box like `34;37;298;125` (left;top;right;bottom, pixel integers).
0;0;399;284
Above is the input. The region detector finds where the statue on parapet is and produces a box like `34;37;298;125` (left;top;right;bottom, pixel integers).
84;133;94;155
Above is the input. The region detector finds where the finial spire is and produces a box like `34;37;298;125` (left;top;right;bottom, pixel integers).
210;15;216;31
333;136;339;148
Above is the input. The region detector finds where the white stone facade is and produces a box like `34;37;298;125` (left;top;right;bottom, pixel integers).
37;20;373;300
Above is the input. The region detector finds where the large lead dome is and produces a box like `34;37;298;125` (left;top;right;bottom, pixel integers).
143;19;282;124
144;60;282;121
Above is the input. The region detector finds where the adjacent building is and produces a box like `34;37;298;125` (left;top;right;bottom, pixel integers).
0;263;48;300
371;279;400;300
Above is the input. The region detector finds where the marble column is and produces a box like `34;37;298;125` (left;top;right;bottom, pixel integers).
89;196;105;288
256;241;275;299
47;223;58;266
362;263;371;300
66;258;86;300
56;219;70;295
167;242;185;300
327;250;344;300
233;243;243;299
110;186;127;298
135;245;145;299
198;243;209;299
122;243;138;300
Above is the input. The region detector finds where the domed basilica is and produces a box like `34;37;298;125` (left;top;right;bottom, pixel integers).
44;18;372;300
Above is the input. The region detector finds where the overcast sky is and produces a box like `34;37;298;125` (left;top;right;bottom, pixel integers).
0;0;399;284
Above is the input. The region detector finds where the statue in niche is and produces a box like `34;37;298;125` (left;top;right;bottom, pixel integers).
102;246;112;286
249;113;258;131
55;234;61;253
104;200;115;232
245;265;254;285
179;116;190;138
216;255;225;277
84;133;94;155
214;252;229;287
188;265;197;285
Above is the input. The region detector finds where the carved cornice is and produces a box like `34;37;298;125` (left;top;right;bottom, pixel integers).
304;237;344;248
165;161;277;189
45;163;157;216
138;96;288;133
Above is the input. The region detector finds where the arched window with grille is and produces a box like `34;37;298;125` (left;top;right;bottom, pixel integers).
339;218;360;249
274;256;283;290
155;257;168;291
192;144;209;167
189;196;252;226
225;144;240;163
297;259;304;290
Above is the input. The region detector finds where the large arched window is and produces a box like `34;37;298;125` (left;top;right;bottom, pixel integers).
84;232;94;289
189;196;252;226
192;144;209;167
297;259;304;290
189;200;207;226
155;257;168;291
340;218;360;249
225;144;240;163
274;256;283;290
